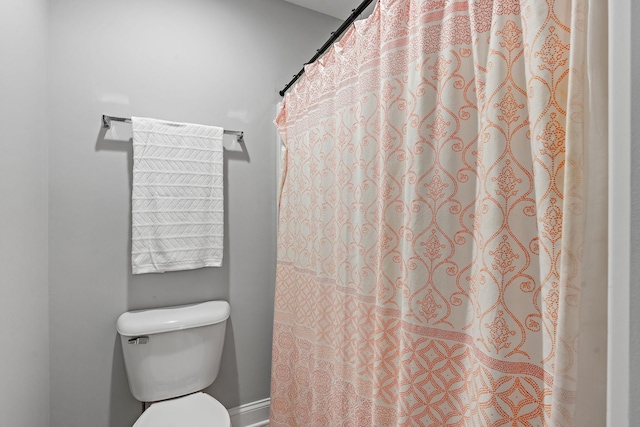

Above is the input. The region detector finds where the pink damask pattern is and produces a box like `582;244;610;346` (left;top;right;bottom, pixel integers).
273;0;587;425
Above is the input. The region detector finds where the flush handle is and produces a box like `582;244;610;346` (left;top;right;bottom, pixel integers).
128;336;149;345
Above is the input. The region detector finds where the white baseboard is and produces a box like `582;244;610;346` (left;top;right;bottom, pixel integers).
228;397;270;427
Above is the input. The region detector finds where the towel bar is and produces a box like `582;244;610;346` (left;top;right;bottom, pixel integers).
101;115;244;143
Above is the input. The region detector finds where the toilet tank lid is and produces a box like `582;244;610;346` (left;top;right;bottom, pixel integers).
117;301;230;336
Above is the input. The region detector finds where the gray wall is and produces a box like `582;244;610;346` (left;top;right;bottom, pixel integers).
47;1;339;426
0;0;50;426
631;1;640;420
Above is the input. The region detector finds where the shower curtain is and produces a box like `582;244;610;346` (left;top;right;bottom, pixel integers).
272;0;606;425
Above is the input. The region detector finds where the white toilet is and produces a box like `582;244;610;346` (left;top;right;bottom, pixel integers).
116;300;232;426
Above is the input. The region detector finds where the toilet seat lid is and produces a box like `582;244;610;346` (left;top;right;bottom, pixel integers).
133;392;230;427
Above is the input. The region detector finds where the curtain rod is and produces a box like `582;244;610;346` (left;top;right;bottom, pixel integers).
101;115;244;142
278;0;377;97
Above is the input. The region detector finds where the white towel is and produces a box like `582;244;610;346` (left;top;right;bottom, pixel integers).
131;117;224;274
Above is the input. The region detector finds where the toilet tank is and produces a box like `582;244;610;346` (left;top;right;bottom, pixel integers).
116;300;230;403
